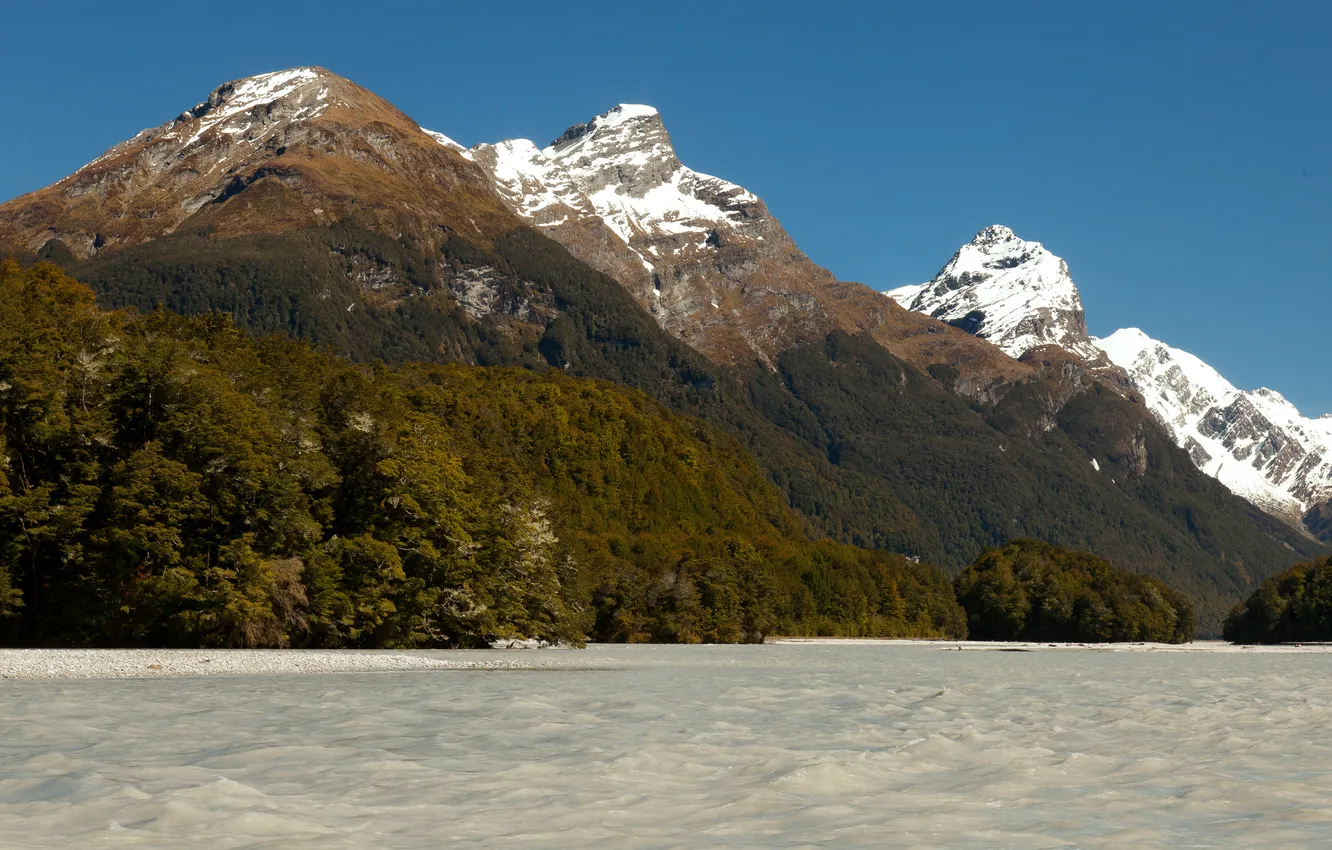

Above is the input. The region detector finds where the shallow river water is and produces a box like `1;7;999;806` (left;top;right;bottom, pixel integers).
3;643;1331;848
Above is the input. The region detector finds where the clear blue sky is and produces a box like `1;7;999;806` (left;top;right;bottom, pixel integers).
2;1;1327;414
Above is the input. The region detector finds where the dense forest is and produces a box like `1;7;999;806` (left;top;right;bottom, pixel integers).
0;261;966;647
53;222;1326;632
954;539;1195;643
1223;555;1332;644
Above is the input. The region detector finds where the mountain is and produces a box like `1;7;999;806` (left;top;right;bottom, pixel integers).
0;68;520;256
889;225;1332;541
886;225;1105;363
1096;328;1332;536
2;68;1323;632
463;103;846;366
464;105;1032;397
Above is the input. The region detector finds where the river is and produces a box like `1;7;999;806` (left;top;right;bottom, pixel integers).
2;642;1329;847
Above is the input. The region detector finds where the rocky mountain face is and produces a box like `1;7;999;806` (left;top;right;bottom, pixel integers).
888;226;1332;540
2;67;1323;630
1096;328;1332;536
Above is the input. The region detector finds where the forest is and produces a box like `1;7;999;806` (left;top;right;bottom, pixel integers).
0;261;965;647
954;539;1195;643
1223;555;1332;644
54;222;1325;634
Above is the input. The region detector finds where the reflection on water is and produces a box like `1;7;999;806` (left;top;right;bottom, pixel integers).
2;644;1331;847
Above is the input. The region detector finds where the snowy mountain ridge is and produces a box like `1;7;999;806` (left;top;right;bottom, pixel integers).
1095;327;1332;526
540;104;759;251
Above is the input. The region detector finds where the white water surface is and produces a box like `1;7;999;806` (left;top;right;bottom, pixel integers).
3;643;1331;847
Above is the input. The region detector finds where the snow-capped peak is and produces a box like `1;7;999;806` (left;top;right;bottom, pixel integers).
468;104;760;264
545;104;666;155
885;225;1101;361
541;104;758;247
891;222;1332;533
187;68;324;121
1094;327;1332;524
597;103;660;124
458;102;822;364
71;67;342;179
973;224;1018;245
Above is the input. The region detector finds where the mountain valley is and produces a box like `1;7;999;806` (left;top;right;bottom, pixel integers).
1;67;1325;635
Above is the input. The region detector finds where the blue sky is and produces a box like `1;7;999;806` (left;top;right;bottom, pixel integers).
2;1;1327;414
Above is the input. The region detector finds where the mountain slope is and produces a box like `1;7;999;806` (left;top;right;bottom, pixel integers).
759;331;1320;628
0;260;966;646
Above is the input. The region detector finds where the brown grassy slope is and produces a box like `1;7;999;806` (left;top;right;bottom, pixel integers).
0;69;522;259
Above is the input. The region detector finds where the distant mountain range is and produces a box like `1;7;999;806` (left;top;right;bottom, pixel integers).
887;227;1332;539
2;66;1324;630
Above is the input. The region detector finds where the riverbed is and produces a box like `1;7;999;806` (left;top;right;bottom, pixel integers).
2;643;1329;847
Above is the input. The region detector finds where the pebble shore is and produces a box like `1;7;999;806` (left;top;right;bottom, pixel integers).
0;649;551;679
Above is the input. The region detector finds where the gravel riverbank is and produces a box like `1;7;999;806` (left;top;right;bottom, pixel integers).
0;649;556;679
6;640;1326;680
